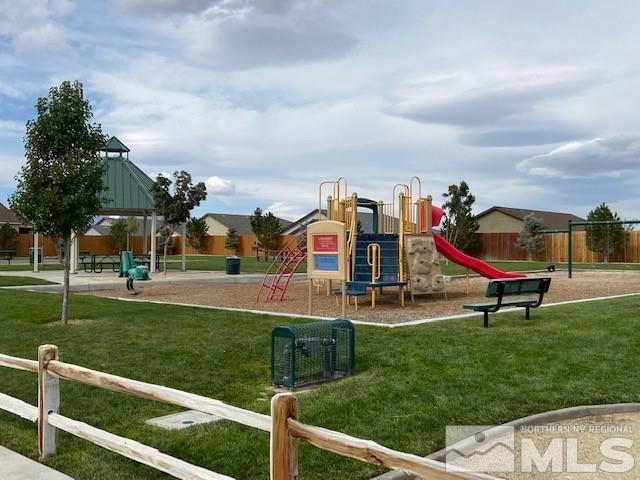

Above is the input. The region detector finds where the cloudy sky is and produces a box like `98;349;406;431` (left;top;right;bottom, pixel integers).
1;0;639;220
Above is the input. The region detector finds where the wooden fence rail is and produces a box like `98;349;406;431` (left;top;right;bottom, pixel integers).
0;392;38;423
47;412;232;480
46;359;271;432
0;346;493;480
0;352;39;372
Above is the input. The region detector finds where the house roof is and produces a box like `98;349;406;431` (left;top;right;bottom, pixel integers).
283;209;327;234
0;202;20;224
202;213;292;235
476;206;586;230
284;209;399;234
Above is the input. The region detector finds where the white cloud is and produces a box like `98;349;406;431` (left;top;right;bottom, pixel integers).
112;0;213;15
265;201;304;221
0;80;25;99
14;23;67;53
518;136;640;178
0;120;23;137
205;176;235;195
385;66;601;146
3;1;640;220
0;153;23;187
0;0;73;53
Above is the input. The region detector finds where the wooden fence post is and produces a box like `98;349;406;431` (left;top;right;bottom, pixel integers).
270;393;298;480
38;344;59;460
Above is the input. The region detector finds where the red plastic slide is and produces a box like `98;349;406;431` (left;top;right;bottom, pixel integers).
433;233;526;279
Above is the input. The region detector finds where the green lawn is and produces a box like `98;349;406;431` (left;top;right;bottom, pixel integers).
0;263;63;272
0;276;56;286
1;290;639;479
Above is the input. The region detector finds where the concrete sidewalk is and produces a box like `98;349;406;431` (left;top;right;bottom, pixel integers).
0;446;73;479
0;269;306;293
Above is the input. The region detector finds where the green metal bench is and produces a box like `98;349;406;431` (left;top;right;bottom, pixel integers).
464;277;551;328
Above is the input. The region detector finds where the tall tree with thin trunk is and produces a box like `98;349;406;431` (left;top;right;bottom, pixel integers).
250;208;283;251
515;213;545;261
151;171;207;273
110;219;129;252
0;223;18;251
225;227;240;255
10;81;107;325
585;202;625;263
186;217;209;253
441;181;479;253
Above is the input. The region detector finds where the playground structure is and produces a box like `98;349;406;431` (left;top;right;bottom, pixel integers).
258;176;525;308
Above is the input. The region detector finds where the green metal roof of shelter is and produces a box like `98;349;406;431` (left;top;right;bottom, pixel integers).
104;136;130;153
101;137;155;214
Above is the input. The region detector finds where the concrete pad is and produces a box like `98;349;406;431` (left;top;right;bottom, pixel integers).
3;270;306;293
0;446;73;479
145;410;221;430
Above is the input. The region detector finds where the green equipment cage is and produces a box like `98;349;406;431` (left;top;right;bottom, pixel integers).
271;319;355;390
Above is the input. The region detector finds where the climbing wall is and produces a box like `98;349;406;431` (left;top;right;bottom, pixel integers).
405;235;445;297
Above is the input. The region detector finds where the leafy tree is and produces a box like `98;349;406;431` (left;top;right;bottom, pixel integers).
151;171;207;272
110;219;129;252
585;202;625;263
250;208;283;251
250;207;264;239
623;222;636;262
186;217;209;252
10;80;107;325
441;181;479;253
0;223;18;251
262;212;282;250
515;213;545;261
225;227;240;255
157;225;173;256
126;215;138;250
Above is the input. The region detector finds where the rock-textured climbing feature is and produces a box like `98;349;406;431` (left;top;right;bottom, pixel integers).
405;235;446;301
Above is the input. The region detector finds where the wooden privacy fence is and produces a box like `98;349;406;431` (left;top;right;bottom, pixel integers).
477;231;640;263
15;234;297;258
0;346;499;480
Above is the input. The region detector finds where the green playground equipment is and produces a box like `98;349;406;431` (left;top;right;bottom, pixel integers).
119;251;150;281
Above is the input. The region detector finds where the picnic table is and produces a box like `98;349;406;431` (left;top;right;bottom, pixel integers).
253;245;280;261
80;253;161;273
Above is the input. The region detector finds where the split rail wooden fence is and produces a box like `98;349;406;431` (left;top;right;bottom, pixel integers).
0;345;500;480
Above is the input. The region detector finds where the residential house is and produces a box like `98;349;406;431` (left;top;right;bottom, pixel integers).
0;202;30;233
475;206;585;233
284;209;396;235
201;213;292;236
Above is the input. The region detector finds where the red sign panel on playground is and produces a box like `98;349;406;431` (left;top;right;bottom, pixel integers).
313;234;338;252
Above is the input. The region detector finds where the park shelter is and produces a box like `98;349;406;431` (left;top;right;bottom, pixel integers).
33;136;160;273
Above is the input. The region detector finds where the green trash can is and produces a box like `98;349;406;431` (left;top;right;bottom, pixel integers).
226;256;241;275
29;247;42;265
